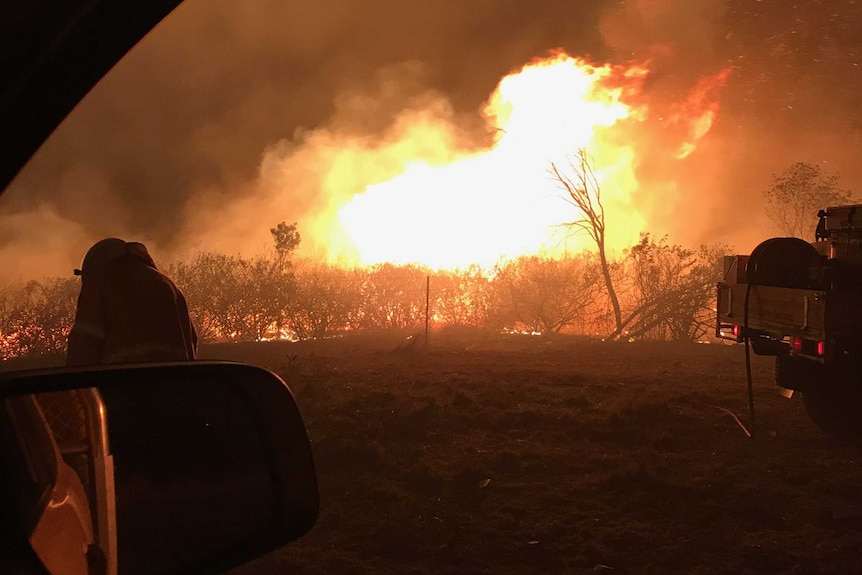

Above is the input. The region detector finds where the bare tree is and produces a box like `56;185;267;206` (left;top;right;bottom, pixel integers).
551;149;623;336
763;162;853;239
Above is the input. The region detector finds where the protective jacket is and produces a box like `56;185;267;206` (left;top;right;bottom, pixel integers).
67;247;197;366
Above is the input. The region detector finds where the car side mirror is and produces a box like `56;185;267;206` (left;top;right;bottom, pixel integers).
0;361;318;575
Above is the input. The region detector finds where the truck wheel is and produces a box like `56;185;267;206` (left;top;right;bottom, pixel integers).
776;355;862;439
774;354;820;392
801;389;862;440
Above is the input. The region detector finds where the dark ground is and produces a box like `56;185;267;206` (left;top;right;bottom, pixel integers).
192;329;862;575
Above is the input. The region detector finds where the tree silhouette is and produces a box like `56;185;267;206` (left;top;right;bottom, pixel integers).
270;221;301;272
551;149;623;336
763;162;852;239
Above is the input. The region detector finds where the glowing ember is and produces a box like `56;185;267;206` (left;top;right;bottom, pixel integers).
331;51;725;270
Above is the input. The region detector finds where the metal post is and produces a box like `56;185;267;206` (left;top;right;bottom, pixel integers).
79;389;117;575
425;275;430;345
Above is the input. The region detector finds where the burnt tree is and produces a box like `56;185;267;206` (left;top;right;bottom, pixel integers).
551;149;623;337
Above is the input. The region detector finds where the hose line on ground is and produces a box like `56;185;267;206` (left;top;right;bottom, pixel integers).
743;280;756;438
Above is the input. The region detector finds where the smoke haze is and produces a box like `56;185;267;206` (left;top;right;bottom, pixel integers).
3;0;862;278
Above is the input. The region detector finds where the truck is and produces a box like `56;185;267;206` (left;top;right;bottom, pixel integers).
716;204;862;437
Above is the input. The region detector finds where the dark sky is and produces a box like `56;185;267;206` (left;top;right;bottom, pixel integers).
4;0;862;278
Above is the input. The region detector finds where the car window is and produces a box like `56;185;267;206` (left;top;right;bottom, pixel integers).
4;2;862;575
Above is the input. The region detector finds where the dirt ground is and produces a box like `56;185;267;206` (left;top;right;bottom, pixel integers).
8;329;862;574
186;329;862;575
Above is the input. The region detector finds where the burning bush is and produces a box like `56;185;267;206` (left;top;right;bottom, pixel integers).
612;234;730;341
430;265;494;329
488;254;603;334
355;263;430;331
0;236;730;360
0;278;78;358
168;251;295;342
285;260;363;340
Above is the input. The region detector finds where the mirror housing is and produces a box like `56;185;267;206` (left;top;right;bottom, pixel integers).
0;361;318;575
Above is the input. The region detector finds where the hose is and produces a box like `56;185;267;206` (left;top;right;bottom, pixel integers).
743;280;756;438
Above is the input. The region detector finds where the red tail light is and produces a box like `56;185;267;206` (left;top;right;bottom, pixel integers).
792;337;803;353
817;341;825;356
732;325;739;337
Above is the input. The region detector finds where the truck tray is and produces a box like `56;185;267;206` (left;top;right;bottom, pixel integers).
716;282;826;339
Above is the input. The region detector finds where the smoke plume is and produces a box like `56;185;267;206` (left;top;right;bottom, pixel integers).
2;0;861;279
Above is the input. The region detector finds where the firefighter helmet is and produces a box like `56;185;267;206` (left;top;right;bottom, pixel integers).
78;238;128;275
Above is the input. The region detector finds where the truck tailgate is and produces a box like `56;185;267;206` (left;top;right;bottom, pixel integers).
716;282;826;339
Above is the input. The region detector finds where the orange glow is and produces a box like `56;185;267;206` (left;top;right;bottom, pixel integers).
325;51;727;270
672;68;731;159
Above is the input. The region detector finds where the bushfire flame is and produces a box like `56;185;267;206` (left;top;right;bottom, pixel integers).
331;51;726;270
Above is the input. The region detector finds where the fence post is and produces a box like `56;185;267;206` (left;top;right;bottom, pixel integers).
425;275;430;344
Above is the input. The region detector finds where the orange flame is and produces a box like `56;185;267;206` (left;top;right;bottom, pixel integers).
672;68;732;159
322;51;726;270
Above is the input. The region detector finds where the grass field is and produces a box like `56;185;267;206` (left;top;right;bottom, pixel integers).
189;329;862;575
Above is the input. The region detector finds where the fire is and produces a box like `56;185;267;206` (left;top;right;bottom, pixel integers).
673;68;732;159
484;52;641;158
326;51;726;270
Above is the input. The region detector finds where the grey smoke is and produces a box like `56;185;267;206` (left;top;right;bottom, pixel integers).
2;0;861;279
